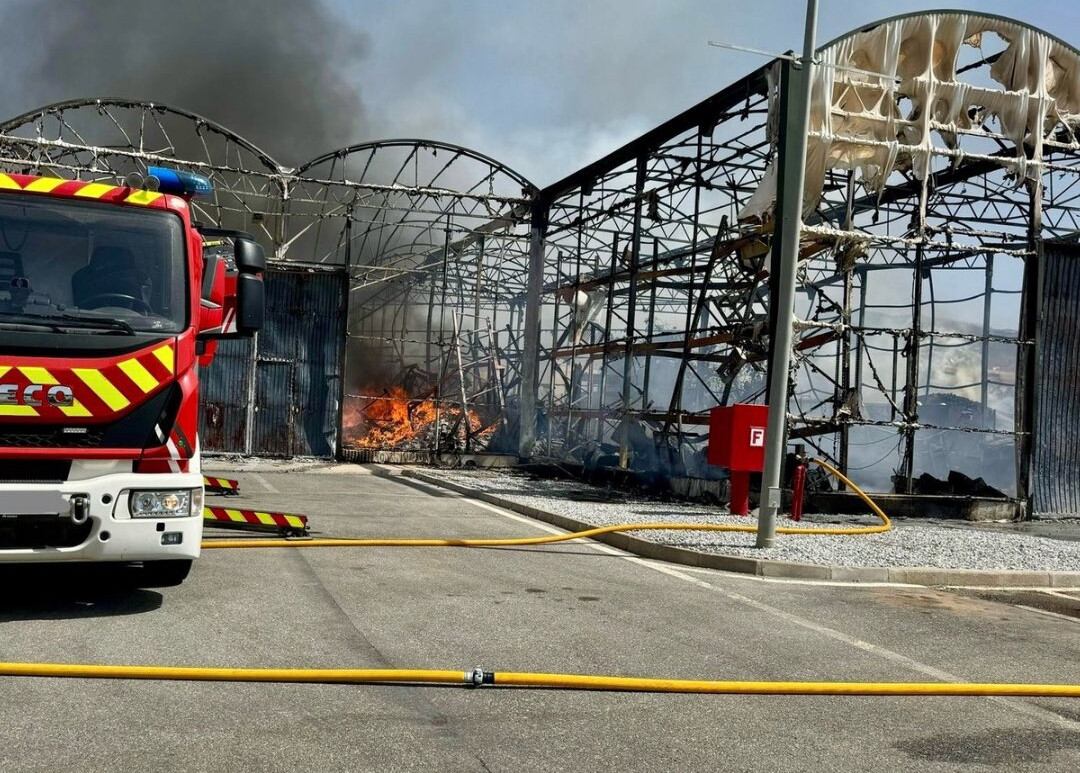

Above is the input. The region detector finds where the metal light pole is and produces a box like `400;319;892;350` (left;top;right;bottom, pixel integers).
756;0;818;548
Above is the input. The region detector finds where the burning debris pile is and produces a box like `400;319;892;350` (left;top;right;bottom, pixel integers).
342;321;513;455
344;386;497;452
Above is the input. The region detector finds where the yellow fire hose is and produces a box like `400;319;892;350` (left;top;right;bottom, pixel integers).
0;661;1077;697
2;463;1074;697
201;458;891;550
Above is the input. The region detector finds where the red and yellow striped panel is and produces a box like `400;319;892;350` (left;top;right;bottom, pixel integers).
203;476;240;493
0;173;165;207
0;341;175;421
203;506;308;531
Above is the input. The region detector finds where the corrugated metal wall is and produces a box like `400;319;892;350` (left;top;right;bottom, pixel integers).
199;337;254;453
1032;242;1080;515
199;267;347;458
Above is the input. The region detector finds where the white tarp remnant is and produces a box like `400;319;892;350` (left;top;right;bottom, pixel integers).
739;12;1080;222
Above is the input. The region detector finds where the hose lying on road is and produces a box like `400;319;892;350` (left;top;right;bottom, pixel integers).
0;661;1076;697
8;475;1061;696
202;457;890;550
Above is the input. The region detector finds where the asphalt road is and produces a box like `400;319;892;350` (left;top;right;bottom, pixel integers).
1;463;1078;772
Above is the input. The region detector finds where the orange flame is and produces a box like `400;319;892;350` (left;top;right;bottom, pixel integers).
347;386;491;449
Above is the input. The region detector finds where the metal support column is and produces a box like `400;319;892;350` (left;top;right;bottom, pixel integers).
980;255;994;412
1016;179;1044;516
619;155;648;469
334;212;354;459
757;0;818;548
518;201;548;458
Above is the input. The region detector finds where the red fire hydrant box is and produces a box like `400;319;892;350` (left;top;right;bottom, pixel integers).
707;403;769;472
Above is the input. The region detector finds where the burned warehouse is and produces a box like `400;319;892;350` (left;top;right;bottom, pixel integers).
1;10;1079;519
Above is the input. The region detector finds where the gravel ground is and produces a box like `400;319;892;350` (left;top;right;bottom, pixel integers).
417;467;1080;572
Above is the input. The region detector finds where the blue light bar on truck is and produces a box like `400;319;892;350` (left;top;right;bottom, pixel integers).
147;166;213;197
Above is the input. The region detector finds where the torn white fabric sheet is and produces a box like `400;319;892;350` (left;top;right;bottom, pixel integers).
739;13;1080;223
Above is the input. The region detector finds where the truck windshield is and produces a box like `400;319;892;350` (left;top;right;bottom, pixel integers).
0;192;186;334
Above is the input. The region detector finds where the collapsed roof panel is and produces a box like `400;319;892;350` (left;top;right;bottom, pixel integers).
741;12;1080;222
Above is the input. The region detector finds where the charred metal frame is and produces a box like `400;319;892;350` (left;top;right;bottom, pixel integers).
518;12;1080;510
0;11;1078;514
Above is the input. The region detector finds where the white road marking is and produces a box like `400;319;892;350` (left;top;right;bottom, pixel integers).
1016;605;1080;625
252;473;280;494
1041;589;1080;599
311;464;374;475
941;585;1080;592
445;486;1080;731
466;499;569;535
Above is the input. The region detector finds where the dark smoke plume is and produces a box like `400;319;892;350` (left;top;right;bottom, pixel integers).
0;0;367;166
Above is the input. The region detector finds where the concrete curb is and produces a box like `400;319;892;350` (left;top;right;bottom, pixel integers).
402;470;1080;589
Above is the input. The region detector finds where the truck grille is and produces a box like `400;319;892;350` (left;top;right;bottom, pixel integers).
0;385;178;452
0;428;104;449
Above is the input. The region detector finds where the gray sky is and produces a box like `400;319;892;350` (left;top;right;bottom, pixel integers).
341;0;1080;183
2;1;1077;183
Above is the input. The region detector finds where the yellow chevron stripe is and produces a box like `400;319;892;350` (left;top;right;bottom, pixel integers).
152;344;174;373
225;508;245;522
15;365;92;417
23;177;65;193
284;516;305;528
73;182;116;200
59;400;93;418
73;368;129;411
18;366;55;384
124;190;164;206
0;174;20;190
118;357;158;393
0;405;37;416
0;366;10;379
254;512;274;526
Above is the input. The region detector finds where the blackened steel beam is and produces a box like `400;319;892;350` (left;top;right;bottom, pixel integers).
1015;180;1044;516
619;156;648;468
517;202;549;458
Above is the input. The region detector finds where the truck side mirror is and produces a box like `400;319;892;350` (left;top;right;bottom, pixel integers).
234;236;265;334
235;237;265;274
236;273;264;334
195;229;266;348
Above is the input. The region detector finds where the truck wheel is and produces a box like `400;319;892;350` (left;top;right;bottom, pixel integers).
137;559;193;588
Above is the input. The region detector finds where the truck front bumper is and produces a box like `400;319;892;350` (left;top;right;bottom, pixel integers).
0;470;203;563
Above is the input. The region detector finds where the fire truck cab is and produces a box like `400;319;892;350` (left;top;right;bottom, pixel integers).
0;167;264;586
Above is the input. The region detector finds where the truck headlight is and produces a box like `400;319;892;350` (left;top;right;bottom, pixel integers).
129;489;197;518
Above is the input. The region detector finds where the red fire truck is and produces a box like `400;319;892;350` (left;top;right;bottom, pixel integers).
0;166;263;586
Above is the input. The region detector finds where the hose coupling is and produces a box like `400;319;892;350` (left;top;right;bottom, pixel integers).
468;666;488;687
